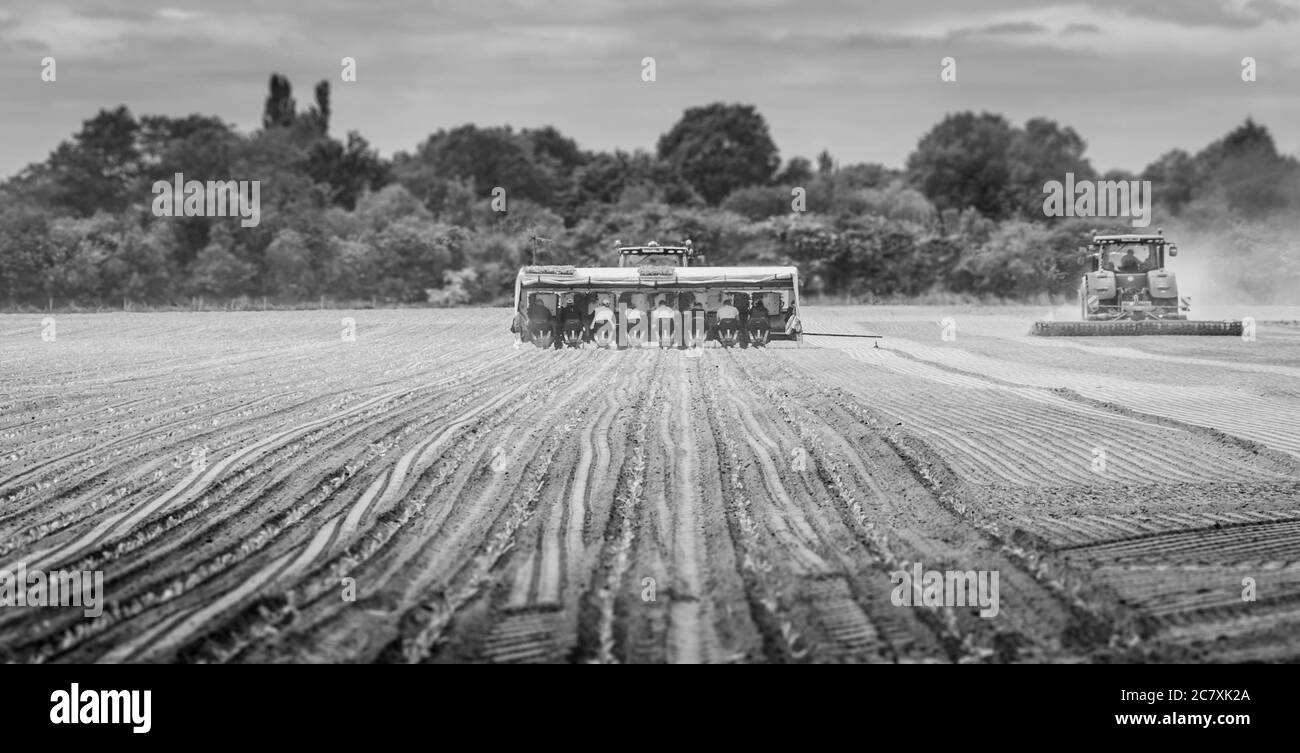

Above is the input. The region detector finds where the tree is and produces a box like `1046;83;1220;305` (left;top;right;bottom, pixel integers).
139;114;240;184
906;112;1015;220
264;229;317;297
568;150;699;216
304;131;390;209
1006;117;1094;219
776;157;814;185
0;206;53;305
43;107;143;217
308;80;331;135
1141;149;1197;216
370;217;462;302
189;243;257;298
394;125;556;208
720;185;793;220
263;74;296;129
657;103;780;205
816;150;834;175
521;126;587;182
1190;119;1300;217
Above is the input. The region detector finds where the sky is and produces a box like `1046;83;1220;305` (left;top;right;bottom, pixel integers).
1;0;1298;179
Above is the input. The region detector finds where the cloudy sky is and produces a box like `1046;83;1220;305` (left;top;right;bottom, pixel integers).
1;0;1298;178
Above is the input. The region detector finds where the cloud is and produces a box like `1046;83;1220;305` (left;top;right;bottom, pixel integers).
961;21;1050;35
1081;0;1300;28
0;0;1297;179
0;5;300;58
1060;22;1101;35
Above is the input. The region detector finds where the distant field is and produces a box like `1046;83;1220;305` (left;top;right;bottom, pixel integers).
2;306;1298;663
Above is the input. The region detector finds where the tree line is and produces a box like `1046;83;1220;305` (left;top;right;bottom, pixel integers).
1;74;1297;309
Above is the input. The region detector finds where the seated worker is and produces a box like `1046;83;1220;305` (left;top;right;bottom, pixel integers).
750;297;771;328
526;295;554;345
715;297;741;344
716;297;740;323
748;296;772;345
622;299;645;346
591;296;616;327
651;297;678;348
687;301;707;345
558;295;586;345
591;296;616;343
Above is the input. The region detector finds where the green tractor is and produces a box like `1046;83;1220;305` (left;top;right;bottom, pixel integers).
1033;231;1242;336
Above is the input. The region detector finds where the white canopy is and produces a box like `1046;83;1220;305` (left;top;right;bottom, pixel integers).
517;265;799;290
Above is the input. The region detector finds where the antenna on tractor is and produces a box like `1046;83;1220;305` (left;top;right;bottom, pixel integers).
529;233;553;265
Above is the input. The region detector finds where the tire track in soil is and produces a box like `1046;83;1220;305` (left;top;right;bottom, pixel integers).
153;357;572;663
190;351;614;664
615;354;735;664
587;352;663;664
7;353;518;577
1;356;523;618
695;357;809;662
725;354;950;660
718;354;920;662
30;353;544;663
0;337;498;530
1019;509;1300;550
451;360;643;664
20;373;522;662
876;336;1300;459
804;314;1300;659
1;403;413;648
795;346;1293;487
761;349;1099;661
378;352;619;664
665;356;713;663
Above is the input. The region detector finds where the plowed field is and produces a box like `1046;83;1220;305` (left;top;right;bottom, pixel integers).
2;306;1297;662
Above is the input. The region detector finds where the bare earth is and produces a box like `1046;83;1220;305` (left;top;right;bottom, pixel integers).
1;305;1297;663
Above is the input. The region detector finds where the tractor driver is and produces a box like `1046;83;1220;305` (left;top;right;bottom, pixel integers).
1117;247;1141;272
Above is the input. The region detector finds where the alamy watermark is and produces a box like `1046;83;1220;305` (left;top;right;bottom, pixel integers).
152;172;260;227
0;563;104;618
890;562;999;618
50;684;151;734
1043;172;1152;228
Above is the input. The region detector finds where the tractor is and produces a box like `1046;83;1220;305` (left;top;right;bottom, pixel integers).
1033;230;1242;336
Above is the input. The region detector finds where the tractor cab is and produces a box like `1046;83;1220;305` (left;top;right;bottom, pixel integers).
1087;233;1176;274
616;240;702;268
